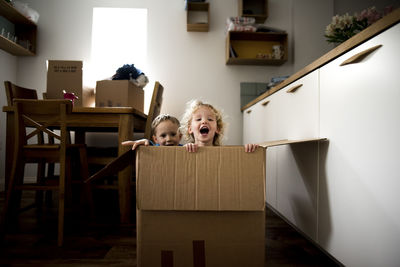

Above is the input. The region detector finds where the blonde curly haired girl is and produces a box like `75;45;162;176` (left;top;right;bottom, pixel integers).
181;99;258;153
181;99;225;147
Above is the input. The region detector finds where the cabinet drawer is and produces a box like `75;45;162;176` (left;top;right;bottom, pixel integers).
261;93;280;142
281;70;319;140
243;93;281;144
243;100;267;144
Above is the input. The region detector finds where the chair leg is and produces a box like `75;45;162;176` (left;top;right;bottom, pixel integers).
84;183;95;220
78;146;92;217
57;171;66;247
46;136;56;207
45;162;55;207
35;160;47;211
65;156;73;207
57;199;65;247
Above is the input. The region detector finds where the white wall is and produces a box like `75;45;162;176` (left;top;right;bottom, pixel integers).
293;0;334;73
0;0;337;190
334;0;399;15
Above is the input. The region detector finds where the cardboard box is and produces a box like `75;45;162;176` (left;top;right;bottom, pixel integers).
95;80;144;112
46;60;83;106
137;211;265;267
136;146;266;267
137;146;266;211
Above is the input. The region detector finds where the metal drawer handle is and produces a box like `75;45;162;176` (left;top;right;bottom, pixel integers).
340;44;382;66
246;109;252;114
286;84;303;93
261;100;270;106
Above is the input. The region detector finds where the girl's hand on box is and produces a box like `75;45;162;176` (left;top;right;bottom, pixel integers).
122;139;150;150
245;143;259;153
184;143;198;153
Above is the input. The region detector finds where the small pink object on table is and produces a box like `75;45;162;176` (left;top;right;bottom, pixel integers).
63;90;78;105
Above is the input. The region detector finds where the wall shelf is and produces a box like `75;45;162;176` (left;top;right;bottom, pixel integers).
238;0;268;23
0;0;36;56
186;2;209;32
226;31;288;65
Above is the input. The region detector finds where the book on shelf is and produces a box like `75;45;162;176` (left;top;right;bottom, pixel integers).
229;45;238;58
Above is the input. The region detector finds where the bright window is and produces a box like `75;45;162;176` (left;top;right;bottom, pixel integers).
90;7;147;83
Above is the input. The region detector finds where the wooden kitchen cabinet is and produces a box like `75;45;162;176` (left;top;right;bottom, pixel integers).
0;0;36;56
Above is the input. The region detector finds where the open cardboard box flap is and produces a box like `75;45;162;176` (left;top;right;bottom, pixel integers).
259;137;327;148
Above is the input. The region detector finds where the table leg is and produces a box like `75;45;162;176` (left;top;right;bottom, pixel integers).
75;130;86;144
118;114;134;224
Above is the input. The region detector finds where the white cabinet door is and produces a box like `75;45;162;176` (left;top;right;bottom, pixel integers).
258;94;280;208
272;71;319;142
243;101;266;144
319;24;400;267
265;146;277;208
243;94;281;208
272;87;290;140
243;98;278;208
266;71;320;239
275;138;319;241
261;93;280;142
284;70;320;140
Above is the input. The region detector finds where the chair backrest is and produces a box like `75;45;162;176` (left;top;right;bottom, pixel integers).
4;81;38;105
144;81;164;140
13;99;72;149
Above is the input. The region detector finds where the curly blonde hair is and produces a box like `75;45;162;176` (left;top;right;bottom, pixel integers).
180;99;225;146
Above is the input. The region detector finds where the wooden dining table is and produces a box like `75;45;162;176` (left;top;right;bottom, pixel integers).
2;105;147;224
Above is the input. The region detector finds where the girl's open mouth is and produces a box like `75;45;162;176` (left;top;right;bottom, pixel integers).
200;126;209;135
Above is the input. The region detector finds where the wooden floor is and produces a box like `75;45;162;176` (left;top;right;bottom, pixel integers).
0;190;341;266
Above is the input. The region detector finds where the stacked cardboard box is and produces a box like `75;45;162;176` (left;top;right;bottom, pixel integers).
46;60;143;109
46;60;83;106
95;80;144;112
136;146;266;267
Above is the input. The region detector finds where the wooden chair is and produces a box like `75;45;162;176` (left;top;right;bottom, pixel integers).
5;81;38;104
4;81;47;194
84;81;164;218
4;81;57;205
42;90;75;179
143;81;164;140
0;99;89;246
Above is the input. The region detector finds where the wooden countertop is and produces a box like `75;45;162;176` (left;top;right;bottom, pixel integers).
241;8;400;112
